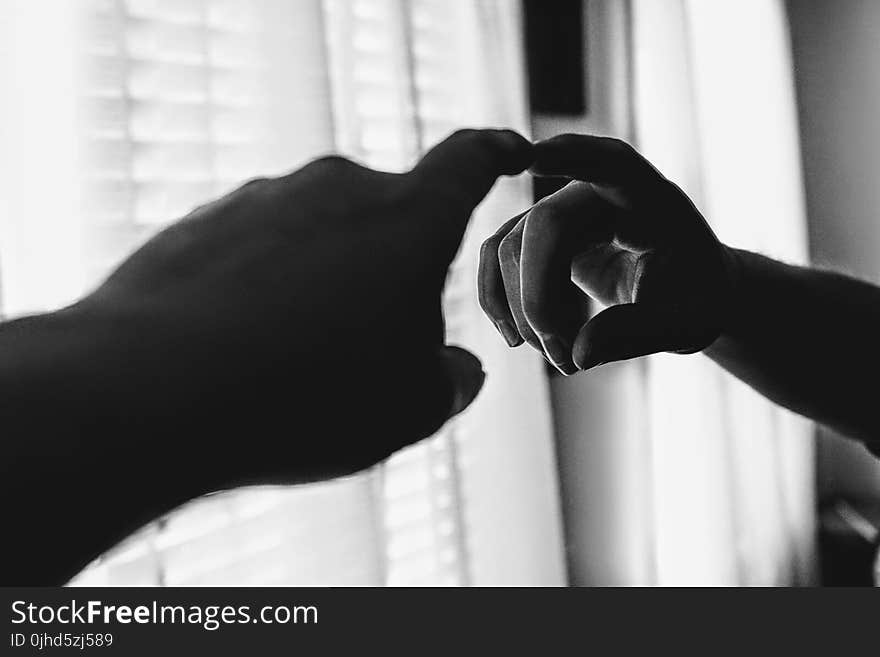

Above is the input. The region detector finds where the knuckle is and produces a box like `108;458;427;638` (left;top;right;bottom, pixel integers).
228;176;283;210
498;231;521;262
235;176;274;197
450;127;481;142
525;198;563;229
304;154;359;176
240;176;271;189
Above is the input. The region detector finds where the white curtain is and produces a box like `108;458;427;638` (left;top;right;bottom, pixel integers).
632;0;815;585
0;0;564;586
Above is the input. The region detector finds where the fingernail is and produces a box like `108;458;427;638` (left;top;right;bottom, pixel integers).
440;348;487;415
497;321;524;348
542;336;577;376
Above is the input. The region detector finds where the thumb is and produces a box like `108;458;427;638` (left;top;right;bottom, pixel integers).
437;345;486;418
573;303;718;370
383;345;486;453
411;128;534;215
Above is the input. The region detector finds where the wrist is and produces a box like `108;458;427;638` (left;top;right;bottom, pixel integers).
716;245;749;338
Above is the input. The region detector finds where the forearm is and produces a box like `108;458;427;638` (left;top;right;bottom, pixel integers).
705;248;880;452
0;309;197;584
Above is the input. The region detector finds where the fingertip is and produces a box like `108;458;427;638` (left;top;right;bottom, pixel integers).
539;334;577;375
529;134;584;176
496;320;524;348
572;313;613;370
531;133;579;154
573;341;604;371
412;128;534;210
490;129;535;175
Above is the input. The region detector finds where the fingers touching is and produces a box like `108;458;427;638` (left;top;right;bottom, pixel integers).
413;128;534;216
531;134;661;196
439;131;707;375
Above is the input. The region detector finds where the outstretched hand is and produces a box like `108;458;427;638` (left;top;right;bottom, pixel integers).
2;128;536;584
72;129;533;486
478;134;738;374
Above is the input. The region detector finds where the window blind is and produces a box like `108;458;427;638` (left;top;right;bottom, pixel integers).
77;0;335;283
71;0;390;586
323;0;484;587
68;0;512;586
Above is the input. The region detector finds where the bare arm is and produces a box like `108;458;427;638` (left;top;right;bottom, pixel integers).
706;249;880;451
0;309;188;586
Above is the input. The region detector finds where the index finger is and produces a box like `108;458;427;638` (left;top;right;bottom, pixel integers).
531;134;663;193
411;128;534;213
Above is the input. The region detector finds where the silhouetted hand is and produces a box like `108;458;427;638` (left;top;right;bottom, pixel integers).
71;129;533;486
478;134;738;374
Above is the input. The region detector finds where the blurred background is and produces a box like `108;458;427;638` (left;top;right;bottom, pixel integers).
0;0;877;586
